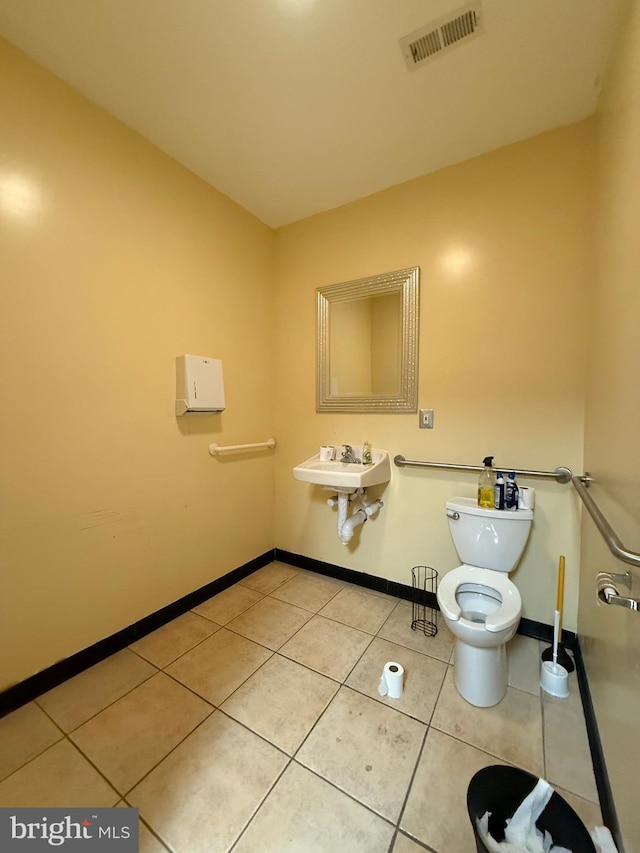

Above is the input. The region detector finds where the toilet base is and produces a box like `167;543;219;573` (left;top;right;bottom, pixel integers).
453;639;508;707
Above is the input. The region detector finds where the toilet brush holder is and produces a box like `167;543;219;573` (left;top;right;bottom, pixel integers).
541;607;569;698
540;660;569;698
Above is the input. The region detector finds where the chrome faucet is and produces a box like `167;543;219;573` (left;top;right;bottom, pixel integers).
341;444;361;464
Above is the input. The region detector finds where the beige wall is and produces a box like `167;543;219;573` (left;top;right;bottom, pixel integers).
0;39;275;691
580;0;640;848
274;122;594;630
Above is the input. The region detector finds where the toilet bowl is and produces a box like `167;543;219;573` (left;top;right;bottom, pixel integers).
437;498;533;707
438;565;521;706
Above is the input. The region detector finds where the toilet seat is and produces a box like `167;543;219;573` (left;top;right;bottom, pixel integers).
437;565;521;633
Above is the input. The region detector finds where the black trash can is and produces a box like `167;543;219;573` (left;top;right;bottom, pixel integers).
467;765;596;853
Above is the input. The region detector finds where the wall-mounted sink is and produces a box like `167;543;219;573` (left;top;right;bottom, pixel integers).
293;447;391;492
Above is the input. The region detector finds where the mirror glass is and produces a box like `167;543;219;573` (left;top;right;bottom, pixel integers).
316;267;419;412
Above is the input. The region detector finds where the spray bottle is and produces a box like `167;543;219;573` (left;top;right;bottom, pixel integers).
505;471;519;510
494;471;505;510
477;456;495;508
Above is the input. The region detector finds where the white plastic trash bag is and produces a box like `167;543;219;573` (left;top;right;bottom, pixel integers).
591;826;619;853
476;778;572;852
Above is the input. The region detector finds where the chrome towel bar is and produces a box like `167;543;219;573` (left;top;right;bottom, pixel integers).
209;438;276;455
393;455;572;484
572;475;640;569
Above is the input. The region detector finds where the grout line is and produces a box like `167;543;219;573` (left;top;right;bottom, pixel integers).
395;723;430;834
71;700;216;801
119;796;173;853
227;755;293;853
288;755;398;831
34;664;161;736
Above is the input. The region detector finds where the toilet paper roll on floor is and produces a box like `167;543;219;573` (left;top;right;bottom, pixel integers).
378;661;404;699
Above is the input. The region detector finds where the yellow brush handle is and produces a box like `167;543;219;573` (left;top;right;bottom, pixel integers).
557;556;565;635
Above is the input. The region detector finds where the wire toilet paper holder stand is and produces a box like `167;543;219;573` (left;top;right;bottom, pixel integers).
411;565;438;637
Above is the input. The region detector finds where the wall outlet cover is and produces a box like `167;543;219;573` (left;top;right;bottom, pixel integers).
419;409;434;429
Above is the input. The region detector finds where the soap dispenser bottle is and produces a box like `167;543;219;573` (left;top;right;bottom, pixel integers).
478;456;495;508
494;471;505;510
362;441;373;466
505;471;519;510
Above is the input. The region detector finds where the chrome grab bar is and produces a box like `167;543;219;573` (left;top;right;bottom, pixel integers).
393;455;572;484
572;475;640;569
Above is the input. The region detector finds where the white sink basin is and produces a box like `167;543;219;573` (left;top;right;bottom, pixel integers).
293;447;391;492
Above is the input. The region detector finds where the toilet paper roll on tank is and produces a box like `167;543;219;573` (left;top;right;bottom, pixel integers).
378;662;404;699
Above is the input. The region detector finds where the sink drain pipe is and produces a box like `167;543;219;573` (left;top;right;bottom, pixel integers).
327;490;384;545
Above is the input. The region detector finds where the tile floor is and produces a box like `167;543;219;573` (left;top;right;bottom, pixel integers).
0;562;603;852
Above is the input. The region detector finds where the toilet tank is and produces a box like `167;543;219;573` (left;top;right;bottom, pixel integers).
446;497;533;573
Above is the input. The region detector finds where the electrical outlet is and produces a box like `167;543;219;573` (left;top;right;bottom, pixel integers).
419;408;434;429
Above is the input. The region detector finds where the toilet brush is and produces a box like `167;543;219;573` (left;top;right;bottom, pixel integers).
541;555;574;673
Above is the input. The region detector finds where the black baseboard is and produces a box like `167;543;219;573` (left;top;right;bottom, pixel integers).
275;548;428;603
518;616;577;650
274;549;575;647
0;549;275;719
573;642;623;851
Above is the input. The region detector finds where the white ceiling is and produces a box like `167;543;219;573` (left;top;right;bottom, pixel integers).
0;1;625;227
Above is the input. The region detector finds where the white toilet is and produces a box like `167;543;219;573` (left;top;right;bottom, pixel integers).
437;497;533;707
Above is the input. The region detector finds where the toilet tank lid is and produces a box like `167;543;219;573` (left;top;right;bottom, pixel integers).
446;496;533;521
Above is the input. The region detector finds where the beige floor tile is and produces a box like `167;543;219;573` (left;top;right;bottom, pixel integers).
0;702;63;781
116;802;170;852
36;649;157;732
129;712;287;853
297;686;426;822
239;562;299;594
543;688;598;802
431;667;544;776
279;615;372;682
507;634;542;695
234;760;395;852
226;596;312;650
378;601;453;663
319;586;397;634
192;584;263;625
166;628;272;705
346;637;447;724
139;823;170;853
271;573;343;612
221;654;338;755
129;611;220;668
401;728;507;853
70;672;212;794
0;739;119;807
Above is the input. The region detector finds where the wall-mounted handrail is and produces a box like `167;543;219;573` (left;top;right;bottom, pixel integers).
209;438;276;455
393;455;572;484
572;475;640;569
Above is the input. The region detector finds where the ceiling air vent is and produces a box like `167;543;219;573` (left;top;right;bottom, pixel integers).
399;3;484;71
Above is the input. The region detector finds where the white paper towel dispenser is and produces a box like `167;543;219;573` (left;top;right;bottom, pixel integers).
175;354;225;415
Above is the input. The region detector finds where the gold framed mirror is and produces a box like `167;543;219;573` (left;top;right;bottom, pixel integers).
316;267;419;412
